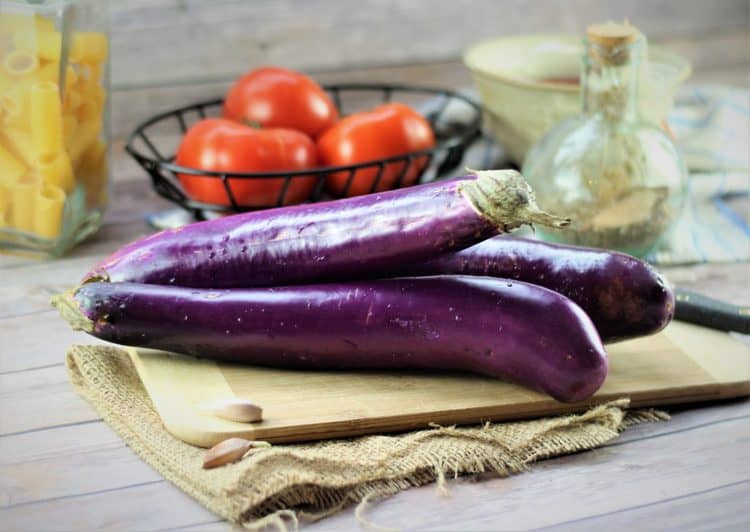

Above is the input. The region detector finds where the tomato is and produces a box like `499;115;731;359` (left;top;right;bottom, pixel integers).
222;66;338;139
175;119;317;207
317;103;435;197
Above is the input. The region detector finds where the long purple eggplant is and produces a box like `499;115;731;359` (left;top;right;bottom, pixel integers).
53;276;607;402
83;170;568;288
399;237;674;343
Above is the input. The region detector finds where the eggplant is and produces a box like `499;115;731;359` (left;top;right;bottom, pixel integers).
53;276;608;402
83;170;568;288
401;237;674;342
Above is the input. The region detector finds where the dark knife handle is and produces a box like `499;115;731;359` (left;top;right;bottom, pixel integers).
674;288;750;334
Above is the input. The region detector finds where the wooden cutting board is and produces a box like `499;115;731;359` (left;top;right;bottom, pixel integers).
127;322;750;447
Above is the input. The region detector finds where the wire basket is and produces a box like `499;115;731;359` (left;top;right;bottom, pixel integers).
125;83;482;218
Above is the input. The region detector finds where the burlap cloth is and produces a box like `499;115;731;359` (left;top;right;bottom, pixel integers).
66;344;669;530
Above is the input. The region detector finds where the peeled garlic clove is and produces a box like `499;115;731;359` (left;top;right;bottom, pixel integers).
198;398;263;423
203;437;252;469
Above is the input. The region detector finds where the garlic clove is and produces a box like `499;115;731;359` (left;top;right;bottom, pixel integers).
202;437;252;469
198;398;263;423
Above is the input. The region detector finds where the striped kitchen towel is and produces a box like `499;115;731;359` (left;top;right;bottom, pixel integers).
457;85;750;265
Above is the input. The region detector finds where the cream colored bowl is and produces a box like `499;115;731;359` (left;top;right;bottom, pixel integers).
464;34;691;163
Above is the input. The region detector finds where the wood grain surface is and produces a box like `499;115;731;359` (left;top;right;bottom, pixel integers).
1;18;749;526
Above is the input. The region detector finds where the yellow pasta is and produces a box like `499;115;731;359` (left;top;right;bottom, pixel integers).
68;114;101;166
78;140;108;207
0;69;13;92
62;113;78;146
63;88;82;112
30;81;64;157
13;31;62;62
10;181;39;232
0;13;54;34
70;32;108;64
0;127;35;167
2;50;38;77
0;142;26;185
33;183;65;239
0;79;32;130
32;61;58;83
33;62;77;91
34;152;75;192
0;184;10;228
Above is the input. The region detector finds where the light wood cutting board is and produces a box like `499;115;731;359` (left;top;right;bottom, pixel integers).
126;322;750;447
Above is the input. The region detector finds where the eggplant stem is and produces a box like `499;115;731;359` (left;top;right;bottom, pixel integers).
51;289;94;333
461;169;571;231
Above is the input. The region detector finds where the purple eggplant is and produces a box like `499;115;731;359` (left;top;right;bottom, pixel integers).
83;170;568;288
400;236;674;342
53;276;608;402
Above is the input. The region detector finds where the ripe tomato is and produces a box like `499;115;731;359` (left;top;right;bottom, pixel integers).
175;119;317;207
222;66;338;139
317;103;435;197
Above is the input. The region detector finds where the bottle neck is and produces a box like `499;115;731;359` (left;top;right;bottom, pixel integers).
581;37;643;123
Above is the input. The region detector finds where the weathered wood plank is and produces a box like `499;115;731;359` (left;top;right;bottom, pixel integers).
0;365;99;436
0;313;77;374
1;408;747;530
1;481;218;532
543;479;750;531
107;0;750;88
0;424;160;508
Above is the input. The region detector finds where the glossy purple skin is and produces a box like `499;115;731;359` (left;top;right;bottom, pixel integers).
402;236;675;342
72;277;608;402
85;178;498;288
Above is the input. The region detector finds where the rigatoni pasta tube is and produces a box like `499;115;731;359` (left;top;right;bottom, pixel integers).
30;81;64;158
78;139;108;206
62;114;78;148
0;143;27;185
33;183;65;239
68;109;101;167
3;50;39;78
63;89;83;113
1;79;33;130
33;63;77;91
35;152;75;192
1;127;36;167
70;32;108;64
10;181;40;232
13;31;62;62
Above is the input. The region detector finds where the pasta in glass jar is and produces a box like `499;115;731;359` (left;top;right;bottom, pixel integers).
0;0;109;256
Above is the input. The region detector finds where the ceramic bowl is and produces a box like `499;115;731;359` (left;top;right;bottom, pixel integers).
463;33;691;163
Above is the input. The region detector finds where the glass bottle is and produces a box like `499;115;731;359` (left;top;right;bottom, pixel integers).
0;0;109;257
522;22;687;257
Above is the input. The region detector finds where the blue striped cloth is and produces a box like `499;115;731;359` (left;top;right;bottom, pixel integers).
453;85;750;265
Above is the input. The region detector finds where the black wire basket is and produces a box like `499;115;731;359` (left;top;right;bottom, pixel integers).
125;84;482;218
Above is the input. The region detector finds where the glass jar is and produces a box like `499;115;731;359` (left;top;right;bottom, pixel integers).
0;0;109;257
522;22;687;258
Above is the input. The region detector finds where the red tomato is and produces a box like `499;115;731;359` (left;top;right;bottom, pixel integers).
317;103;436;197
175;118;317;207
222;66;338;139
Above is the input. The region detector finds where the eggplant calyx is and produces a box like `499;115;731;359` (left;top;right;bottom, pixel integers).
460;168;571;231
51;289;94;333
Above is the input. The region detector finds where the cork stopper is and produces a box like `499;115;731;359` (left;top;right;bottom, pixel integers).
587;21;638;48
586;21;639;65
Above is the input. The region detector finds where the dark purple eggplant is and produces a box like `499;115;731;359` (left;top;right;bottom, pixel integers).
83;170;568;288
400;236;674;342
53;276;608;402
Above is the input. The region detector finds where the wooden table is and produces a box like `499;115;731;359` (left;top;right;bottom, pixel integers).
2;62;749;530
